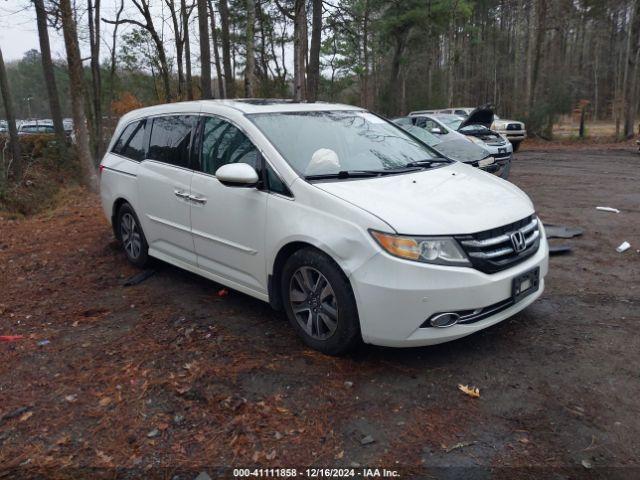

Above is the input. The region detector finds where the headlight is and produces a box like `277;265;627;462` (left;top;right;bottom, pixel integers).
369;230;470;266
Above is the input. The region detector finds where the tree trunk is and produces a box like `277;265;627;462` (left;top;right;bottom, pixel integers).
33;0;67;151
0;47;21;175
167;0;185;98
198;0;213;98
306;0;322;102
180;0;194;100
623;0;640;138
293;0;307;101
245;0;256;97
59;0;98;192
219;0;235;97
207;0;225;97
109;0;124;113
87;0;102;158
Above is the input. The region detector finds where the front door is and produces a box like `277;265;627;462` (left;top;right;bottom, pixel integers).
137;115;198;266
190;116;268;296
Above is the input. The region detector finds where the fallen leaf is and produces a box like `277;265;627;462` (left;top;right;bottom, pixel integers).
19;411;33;422
266;450;277;460
98;397;111;407
458;384;480;398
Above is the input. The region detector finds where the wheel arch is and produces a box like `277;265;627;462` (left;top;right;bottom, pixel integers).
268;240;351;311
111;197;133;241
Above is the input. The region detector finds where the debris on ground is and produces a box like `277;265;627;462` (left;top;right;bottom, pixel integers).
360;435;375;445
596;206;620;213
217;288;229;297
548;244;572;255
443;441;476;453
581;459;593;469
544;224;584;239
37;339;50;346
1;406;31;423
458;384;480;398
344;381;354;388
146;428;160;438
616;241;630;253
0;335;24;342
123;269;156;287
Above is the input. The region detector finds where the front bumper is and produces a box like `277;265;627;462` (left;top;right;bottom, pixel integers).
350;232;549;347
501;131;527;142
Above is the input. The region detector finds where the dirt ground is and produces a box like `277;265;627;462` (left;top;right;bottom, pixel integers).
1;145;639;479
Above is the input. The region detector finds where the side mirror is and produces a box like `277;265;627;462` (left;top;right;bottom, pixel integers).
215;163;259;187
430;127;444;135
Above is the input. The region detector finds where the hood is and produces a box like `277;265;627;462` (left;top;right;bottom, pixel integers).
459;103;495;130
433;138;491;163
313;162;533;235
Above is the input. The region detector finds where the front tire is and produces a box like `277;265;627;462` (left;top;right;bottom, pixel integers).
281;248;361;355
512;141;521;152
116;203;150;268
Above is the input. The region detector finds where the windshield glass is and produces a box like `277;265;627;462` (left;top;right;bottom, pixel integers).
402;125;441;147
248;111;444;177
440;118;462;130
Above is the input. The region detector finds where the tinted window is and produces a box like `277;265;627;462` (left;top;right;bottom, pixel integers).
266;164;291;197
200;117;260;175
148;115;197;168
112;120;146;161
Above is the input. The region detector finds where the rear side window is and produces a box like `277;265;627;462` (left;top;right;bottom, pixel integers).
148;115;197;168
199;116;260;175
112;120;146;161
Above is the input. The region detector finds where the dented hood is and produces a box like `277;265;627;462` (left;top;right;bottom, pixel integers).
314;162;534;235
459;103;495;130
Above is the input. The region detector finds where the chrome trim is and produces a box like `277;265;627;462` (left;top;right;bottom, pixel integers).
191;228;257;254
468;246;514;259
460;217;538;248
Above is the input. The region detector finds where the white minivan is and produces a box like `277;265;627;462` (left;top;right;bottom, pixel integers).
100;100;548;355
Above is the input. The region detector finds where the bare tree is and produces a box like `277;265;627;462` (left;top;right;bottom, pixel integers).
33;0;66;151
166;0;185;98
0;47;21;175
59;0;98;191
103;0;173;102
197;0;213;98
88;0;102;157
107;0;124;111
207;0;225;97
306;0;322;102
245;0;256;97
274;0;306;100
181;0;195;100
218;0;234;97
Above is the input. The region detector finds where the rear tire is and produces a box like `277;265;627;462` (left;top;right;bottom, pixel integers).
116;203;150;268
281;248;361;355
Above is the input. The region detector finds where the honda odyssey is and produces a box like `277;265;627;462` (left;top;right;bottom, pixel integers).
100;100;548;355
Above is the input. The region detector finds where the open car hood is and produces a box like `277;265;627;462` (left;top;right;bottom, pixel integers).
458;103;495;129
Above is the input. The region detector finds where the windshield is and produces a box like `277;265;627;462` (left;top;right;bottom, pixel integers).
248;111;445;177
402;125;442;147
440;118;463;130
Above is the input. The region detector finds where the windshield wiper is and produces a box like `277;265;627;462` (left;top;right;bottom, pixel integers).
305;170;386;180
403;159;451;168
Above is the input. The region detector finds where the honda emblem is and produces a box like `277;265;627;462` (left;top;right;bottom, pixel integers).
510;230;526;253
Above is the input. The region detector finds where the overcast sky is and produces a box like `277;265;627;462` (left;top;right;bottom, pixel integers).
0;0;188;63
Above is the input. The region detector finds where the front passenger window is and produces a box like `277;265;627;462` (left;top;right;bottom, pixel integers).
200;117;260;175
148;115;197;168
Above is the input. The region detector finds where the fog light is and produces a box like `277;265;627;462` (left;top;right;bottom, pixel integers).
429;313;460;328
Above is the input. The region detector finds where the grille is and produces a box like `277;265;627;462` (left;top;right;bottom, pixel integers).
455;216;540;273
506;123;522;131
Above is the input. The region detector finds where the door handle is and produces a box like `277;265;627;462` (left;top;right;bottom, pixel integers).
174;189;190;199
190;195;207;205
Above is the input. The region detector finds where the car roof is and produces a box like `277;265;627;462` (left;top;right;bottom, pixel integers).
119;99;364;124
431;113;464;120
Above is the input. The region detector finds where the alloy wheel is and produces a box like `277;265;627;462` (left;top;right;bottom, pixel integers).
289;266;339;340
120;212;142;260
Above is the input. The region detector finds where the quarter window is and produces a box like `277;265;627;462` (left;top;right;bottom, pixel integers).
265;164;291;197
112;120;146;161
199;117;260;175
148;115;197;168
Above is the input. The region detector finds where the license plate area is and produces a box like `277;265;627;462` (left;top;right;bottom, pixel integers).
499;147;507;154
512;267;540;303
